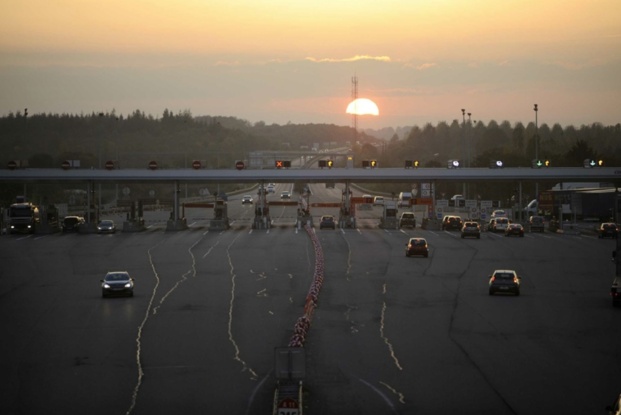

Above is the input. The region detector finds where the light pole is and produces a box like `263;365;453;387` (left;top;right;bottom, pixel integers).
461;109;466;198
534;104;539;161
534;104;539;201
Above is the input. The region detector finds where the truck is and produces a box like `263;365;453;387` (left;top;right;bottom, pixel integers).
538;187;618;222
8;202;40;234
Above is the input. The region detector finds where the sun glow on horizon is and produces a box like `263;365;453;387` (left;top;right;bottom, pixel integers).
346;98;379;116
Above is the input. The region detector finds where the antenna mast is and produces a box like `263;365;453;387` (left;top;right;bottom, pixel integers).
351;76;358;140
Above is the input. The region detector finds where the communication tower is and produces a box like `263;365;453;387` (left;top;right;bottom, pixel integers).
351;75;358;140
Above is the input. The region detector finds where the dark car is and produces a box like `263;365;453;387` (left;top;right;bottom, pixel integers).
62;216;84;233
405;237;429;257
319;215;336;229
505;223;524;237
488;269;521;296
399;212;416;229
598;222;619;239
528;215;545;233
461;221;481;239
101;271;134;297
97;219;116;234
442;215;463;231
611;277;621;307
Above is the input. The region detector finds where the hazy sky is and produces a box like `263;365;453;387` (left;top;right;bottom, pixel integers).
1;0;620;129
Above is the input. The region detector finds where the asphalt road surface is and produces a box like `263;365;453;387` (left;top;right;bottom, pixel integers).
1;184;619;415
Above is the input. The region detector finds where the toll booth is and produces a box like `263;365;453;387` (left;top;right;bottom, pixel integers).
273;347;305;415
210;199;230;230
338;185;356;228
297;187;313;228
253;186;271;229
379;200;399;229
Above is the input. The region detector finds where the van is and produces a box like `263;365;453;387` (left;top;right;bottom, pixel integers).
398;192;413;207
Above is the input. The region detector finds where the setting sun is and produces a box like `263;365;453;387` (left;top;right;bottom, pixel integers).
346;98;379;116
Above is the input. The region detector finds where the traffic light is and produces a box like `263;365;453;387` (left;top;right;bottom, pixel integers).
275;160;291;169
531;159;543;168
318;160;327;168
490;160;504;168
413;160;420;168
584;158;596;168
447;160;460;169
327;160;334;169
598;159;604;167
544;159;550;167
370;160;377;168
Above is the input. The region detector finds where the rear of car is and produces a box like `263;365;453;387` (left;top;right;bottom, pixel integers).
493;217;510;232
529;216;545;232
461;221;481;238
505;223;524;237
599;223;619;239
489;270;520;296
405;238;428;257
399;212;416;228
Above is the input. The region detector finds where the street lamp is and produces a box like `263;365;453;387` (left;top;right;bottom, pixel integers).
534;104;539;201
534;104;539;161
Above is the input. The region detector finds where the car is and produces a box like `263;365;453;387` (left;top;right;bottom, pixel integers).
598;222;619;239
488;269;521;296
611;276;621;307
528;215;545;232
280;191;291;199
62;215;85;233
241;195;253;204
399;212;416;228
491;209;506;218
442;215;463;231
405;237;429;257
492;217;510;232
373;196;384;206
266;184;275;193
319;215;336;229
101;271;134;297
97;219;116;234
505;223;524;237
461;221;481;238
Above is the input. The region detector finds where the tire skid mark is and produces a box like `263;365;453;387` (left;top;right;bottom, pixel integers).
226;233;258;380
127;234;214;413
379;380;406;405
125;240;164;415
380;299;403;371
152;237;202;315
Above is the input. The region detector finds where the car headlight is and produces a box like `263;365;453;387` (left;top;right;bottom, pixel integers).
125;283;132;288
103;283;111;288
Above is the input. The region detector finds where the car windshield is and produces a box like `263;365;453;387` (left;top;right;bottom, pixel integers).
105;273;129;281
494;273;514;280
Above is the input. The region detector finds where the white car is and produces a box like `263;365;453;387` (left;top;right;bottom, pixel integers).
373;196;384;206
242;195;253;204
491;209;506;218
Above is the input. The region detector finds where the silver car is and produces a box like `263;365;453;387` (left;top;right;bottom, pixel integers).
101;271;134;298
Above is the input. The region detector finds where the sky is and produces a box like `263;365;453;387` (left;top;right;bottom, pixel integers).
1;0;620;130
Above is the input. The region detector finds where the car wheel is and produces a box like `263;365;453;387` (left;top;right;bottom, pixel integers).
477;235;480;239
489;289;494;296
515;290;520;296
406;253;410;257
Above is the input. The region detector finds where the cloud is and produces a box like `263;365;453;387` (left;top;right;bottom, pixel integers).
305;55;392;63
